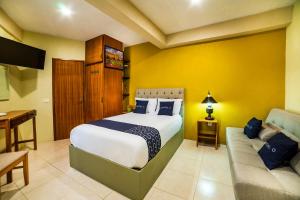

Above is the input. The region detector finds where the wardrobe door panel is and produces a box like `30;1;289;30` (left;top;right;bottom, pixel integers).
103;68;123;117
85;63;104;122
85;36;103;65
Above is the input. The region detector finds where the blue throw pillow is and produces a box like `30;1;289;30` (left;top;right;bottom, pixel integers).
258;133;298;170
244;117;262;139
158;101;174;116
134;100;148;114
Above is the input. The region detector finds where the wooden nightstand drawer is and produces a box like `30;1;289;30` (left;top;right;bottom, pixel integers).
197;119;219;149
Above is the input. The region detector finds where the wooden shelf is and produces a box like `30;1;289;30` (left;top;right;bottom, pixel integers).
198;135;216;140
198;131;216;137
197;119;219;149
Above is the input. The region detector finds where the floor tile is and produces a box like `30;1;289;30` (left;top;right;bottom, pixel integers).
194;178;235;200
167;149;202;176
147;188;183;200
155;169;197;199
199;146;232;186
0;182;27;200
104;191;130;200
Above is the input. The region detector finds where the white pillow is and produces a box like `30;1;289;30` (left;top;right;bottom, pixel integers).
156;98;183;115
258;126;279;141
135;98;157;114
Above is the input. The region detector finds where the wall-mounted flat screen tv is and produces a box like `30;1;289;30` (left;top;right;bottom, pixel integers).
104;46;123;69
0;36;46;70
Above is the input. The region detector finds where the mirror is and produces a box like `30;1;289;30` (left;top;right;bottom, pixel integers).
0;65;9;100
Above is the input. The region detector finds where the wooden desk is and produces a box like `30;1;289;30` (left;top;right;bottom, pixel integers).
0;110;37;152
0;110;37;183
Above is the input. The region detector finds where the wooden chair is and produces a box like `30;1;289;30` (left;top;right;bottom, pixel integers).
0;151;29;186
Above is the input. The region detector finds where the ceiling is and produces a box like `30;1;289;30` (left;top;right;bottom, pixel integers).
0;0;296;48
0;0;146;46
130;0;295;34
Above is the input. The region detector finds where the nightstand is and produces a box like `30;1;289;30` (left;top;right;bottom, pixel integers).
197;119;219;149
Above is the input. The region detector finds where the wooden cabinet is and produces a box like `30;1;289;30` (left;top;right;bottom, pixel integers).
103;68;123;117
85;36;103;65
84;63;104;122
85;35;123;121
197;119;219;149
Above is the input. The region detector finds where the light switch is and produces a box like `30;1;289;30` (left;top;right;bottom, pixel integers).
42;98;50;103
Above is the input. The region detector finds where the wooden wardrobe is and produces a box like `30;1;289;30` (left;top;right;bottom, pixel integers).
85;35;123;122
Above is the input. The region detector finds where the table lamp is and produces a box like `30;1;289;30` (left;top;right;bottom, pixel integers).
201;91;218;120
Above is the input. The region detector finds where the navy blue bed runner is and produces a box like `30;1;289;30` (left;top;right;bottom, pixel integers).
89;120;161;160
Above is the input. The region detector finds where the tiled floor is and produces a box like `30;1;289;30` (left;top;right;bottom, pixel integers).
0;139;235;200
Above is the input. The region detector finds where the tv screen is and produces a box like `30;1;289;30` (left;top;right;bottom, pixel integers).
104;46;123;69
0;36;46;70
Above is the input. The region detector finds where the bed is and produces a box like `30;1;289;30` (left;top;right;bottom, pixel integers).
69;88;184;200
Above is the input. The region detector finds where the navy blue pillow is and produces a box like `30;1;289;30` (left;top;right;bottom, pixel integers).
134;100;148;114
244;117;262;139
258;133;298;170
158;101;174;116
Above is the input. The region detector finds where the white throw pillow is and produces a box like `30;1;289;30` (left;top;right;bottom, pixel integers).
156;98;183;115
258;126;279;141
135;98;157;114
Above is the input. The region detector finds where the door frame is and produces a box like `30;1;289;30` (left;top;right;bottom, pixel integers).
52;58;85;140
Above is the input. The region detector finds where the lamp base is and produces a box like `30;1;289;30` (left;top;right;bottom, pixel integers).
205;116;214;120
205;107;214;120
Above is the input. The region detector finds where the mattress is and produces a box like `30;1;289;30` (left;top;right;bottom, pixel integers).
70;112;182;168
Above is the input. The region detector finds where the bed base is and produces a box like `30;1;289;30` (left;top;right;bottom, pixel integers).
69;128;183;200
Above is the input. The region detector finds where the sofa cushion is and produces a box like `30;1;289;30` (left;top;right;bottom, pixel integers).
229;142;258;155
290;152;300;175
270;167;300;197
258;133;298;170
244;117;262;139
226;127;250;144
232;163;300;200
231;151;266;168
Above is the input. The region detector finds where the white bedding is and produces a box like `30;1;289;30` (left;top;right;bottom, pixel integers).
70;113;182;168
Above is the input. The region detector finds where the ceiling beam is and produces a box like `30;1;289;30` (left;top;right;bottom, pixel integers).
0;8;23;41
167;6;293;48
85;1;293;49
85;0;166;48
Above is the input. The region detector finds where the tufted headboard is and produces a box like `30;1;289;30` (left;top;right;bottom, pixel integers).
135;88;184;99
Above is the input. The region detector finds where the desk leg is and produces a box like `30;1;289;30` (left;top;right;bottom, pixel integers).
14;127;19;151
5;121;13;183
33;117;37;150
23;153;29;185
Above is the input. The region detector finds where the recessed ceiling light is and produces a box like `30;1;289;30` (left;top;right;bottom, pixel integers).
190;0;202;6
57;3;73;17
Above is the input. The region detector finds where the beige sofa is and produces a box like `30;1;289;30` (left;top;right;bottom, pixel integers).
227;109;300;200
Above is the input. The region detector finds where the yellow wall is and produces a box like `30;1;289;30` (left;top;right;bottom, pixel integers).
0;29;84;151
286;0;300;113
127;30;286;144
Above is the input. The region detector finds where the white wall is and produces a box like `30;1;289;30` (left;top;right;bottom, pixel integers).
286;0;300;113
